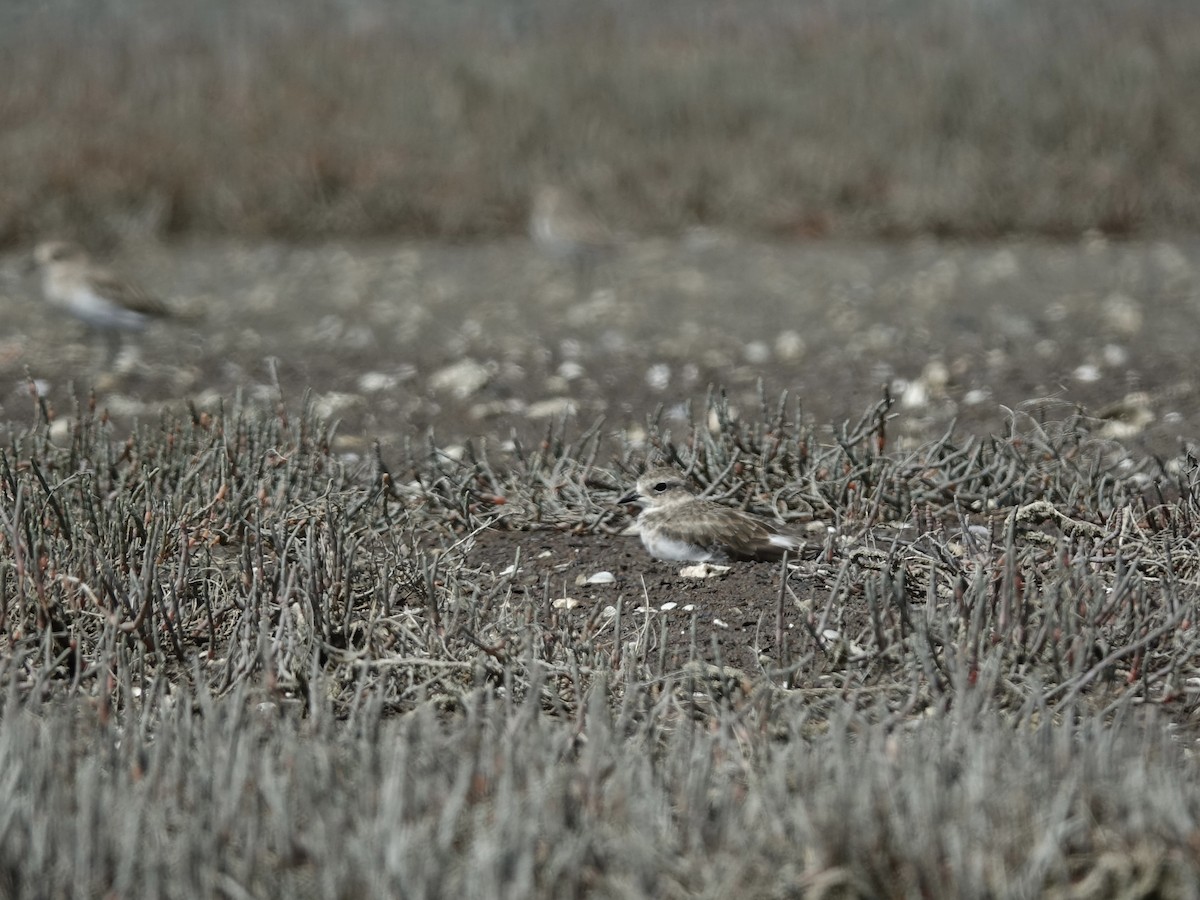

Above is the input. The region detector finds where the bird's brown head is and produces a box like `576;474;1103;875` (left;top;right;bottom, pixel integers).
33;240;87;269
619;467;692;507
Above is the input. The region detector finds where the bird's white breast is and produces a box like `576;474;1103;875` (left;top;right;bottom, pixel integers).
57;284;149;331
639;530;715;562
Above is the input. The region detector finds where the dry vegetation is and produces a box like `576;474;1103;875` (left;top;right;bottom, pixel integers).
3;388;1200;897
5;1;1200;896
2;0;1200;246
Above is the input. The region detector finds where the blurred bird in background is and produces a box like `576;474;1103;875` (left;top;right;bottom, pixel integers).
31;240;173;368
529;184;619;296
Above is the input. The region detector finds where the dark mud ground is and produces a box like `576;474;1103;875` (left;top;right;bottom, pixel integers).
2;233;1198;672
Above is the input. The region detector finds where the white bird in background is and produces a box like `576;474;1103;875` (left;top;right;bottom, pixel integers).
529;184;618;293
31;240;172;364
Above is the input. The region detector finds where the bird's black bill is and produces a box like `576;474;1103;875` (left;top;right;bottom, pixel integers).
617;491;640;505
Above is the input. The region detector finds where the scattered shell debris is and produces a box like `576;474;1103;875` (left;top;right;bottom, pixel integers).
564;289;617;326
922;360;950;394
49;418;73;443
552;597;581;610
774;329;805;360
622;425;648;448
576;571;615;586
331;435;367;457
965;524;992;541
525;397;577;419
820;628;868;660
1101;293;1143;336
707;406;737;432
660;601;678;611
900;379;928;409
101;394;155;418
898;360;951;409
557;361;585;381
1100;344;1128;367
679;563;732;579
429;358;493;398
645;363;671;391
311;391;363;418
743;341;771;364
1034;339;1058;359
470;399;524;420
357;371;401;392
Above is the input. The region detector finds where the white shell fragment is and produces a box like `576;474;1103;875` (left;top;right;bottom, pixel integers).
429;358;492;398
357;371;401;393
576;573;619;588
525;397;577;419
552;598;581;610
775;330;805;360
679;563;732;579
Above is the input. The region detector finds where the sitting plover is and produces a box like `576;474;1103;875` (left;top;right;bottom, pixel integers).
619;467;804;563
31;240;171;364
529;184;617;292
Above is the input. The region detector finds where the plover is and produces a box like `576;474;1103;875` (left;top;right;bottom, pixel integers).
619;467;804;562
530;184;617;291
31;240;171;363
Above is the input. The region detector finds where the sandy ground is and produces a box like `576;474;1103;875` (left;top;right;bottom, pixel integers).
1;233;1197;456
3;233;1195;674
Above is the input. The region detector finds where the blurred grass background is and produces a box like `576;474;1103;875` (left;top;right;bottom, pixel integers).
2;0;1198;248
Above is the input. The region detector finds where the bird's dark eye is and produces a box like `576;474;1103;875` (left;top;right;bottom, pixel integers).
653;482;669;493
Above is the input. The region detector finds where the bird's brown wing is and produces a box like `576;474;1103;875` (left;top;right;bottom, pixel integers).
545;191;616;252
91;270;170;317
666;504;802;562
719;514;798;562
